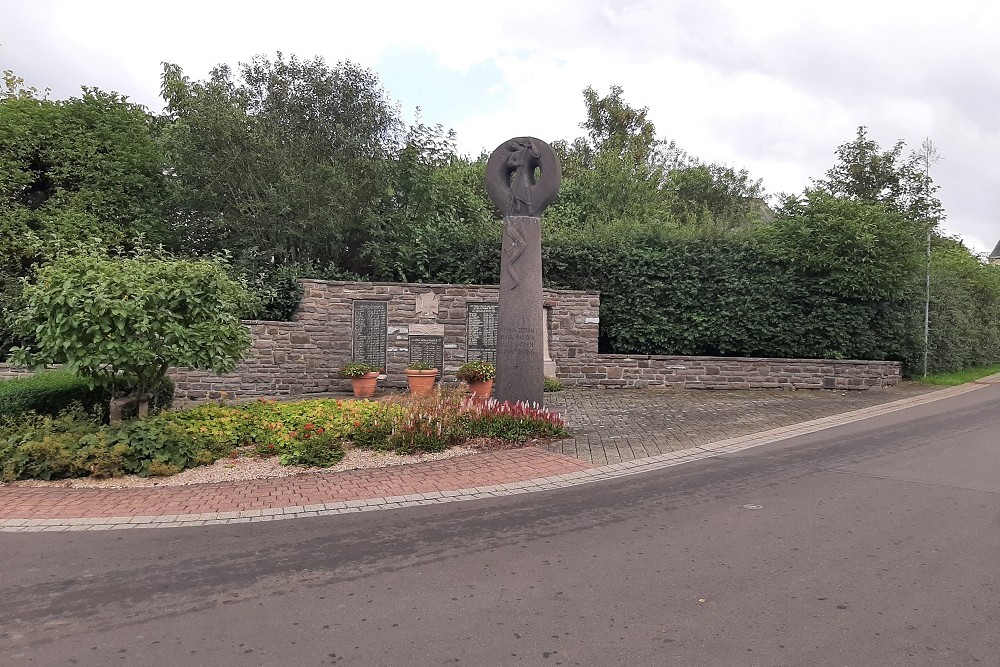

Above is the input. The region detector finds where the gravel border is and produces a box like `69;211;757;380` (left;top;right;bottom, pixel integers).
5;446;479;489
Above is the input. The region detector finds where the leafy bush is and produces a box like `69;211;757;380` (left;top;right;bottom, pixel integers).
0;371;105;419
543;377;565;392
0;405;212;481
8;251;252;422
1;408;106;480
0;371;173;421
102;418;212;477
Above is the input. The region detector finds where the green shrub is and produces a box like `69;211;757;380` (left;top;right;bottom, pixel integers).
8;252;252;423
543;377;565;392
0;371;104;419
0;404;213;481
0;407;103;481
0;371;174;421
104;419;208;477
274;428;345;467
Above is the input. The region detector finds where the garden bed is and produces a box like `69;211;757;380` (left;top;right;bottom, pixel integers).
0;390;568;484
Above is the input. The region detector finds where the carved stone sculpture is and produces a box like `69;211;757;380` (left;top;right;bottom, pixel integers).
485;137;561;218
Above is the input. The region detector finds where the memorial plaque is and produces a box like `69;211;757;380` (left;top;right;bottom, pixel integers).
408;335;444;373
352;300;387;369
466;303;498;362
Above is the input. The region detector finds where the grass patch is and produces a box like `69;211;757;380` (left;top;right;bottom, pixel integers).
916;365;1000;386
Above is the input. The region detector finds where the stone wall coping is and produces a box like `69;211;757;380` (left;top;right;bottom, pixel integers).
298;278;599;297
594;354;902;367
240;319;305;326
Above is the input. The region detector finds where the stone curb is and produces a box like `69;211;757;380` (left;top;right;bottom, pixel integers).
0;380;989;533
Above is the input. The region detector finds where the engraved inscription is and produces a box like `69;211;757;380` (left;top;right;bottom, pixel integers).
497;326;538;358
352;300;387;369
467;303;498;362
408;335;444;373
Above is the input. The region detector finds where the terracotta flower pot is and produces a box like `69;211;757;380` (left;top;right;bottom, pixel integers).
466;379;494;399
405;369;439;397
350;372;379;398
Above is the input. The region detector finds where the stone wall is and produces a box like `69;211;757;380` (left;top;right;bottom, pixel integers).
171;280;598;400
0;366;40;381
557;355;901;390
0;279;902;397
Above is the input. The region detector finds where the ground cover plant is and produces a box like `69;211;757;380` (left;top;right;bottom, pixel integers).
916;364;1000;386
0;391;567;482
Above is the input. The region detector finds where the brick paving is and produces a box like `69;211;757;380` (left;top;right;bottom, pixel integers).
0;382;953;529
0;448;592;521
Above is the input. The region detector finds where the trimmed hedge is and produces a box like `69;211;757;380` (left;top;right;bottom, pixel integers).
0;371;174;420
0;371;102;418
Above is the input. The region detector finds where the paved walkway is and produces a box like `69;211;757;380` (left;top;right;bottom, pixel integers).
544;383;937;464
0;382;971;531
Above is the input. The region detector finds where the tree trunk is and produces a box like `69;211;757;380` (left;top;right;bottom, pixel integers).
108;392;155;424
109;396;129;425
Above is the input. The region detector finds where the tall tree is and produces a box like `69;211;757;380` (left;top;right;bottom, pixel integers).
549;85;765;230
368;119;495;282
0;73;167;353
159;54;402;274
818;126;942;224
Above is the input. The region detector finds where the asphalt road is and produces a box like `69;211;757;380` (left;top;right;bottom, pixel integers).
2;384;998;666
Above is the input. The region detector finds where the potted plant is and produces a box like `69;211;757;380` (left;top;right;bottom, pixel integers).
456;360;496;398
339;361;381;398
405;361;439;397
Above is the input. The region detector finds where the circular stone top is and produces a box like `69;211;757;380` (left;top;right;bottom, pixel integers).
485;136;562;218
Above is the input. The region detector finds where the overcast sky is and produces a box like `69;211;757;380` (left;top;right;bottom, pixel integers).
3;0;998;252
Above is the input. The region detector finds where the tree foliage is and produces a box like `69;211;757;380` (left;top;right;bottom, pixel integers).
4;60;999;379
8;252;253;422
0;80;168;353
366;120;496;282
817;126;943;224
549;85;766;231
159;54;401;273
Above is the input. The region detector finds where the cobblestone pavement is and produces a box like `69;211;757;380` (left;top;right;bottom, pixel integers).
542;383;940;465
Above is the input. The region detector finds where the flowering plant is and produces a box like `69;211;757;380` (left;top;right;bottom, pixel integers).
406;361;437;371
338;361;380;378
456;361;495;383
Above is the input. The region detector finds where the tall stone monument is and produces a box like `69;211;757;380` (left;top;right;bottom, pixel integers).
485;137;561;406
